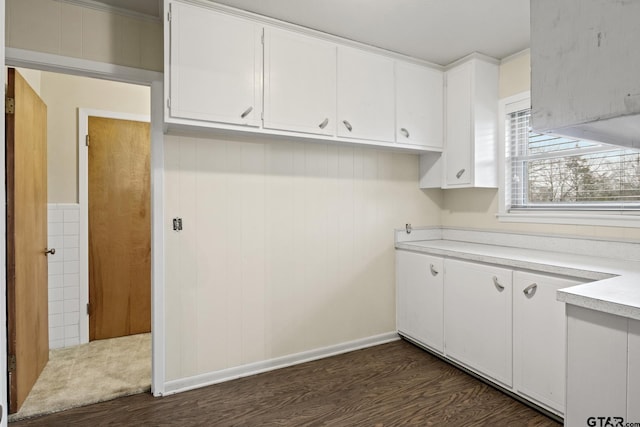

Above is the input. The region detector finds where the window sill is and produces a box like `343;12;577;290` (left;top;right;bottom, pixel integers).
496;211;640;228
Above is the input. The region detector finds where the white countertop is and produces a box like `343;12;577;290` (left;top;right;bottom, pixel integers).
396;239;640;321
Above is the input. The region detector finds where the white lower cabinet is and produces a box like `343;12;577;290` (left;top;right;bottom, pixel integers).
628;319;640;422
443;259;513;387
513;272;582;415
396;251;583;417
396;251;444;353
565;306;628;427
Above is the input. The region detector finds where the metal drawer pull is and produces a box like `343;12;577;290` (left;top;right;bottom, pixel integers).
523;283;538;298
400;128;410;138
342;120;353;132
430;264;439;276
493;276;504;292
240;106;253;118
319;118;329;129
456;168;466;179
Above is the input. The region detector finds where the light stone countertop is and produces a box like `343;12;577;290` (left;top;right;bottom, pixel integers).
396;239;640;321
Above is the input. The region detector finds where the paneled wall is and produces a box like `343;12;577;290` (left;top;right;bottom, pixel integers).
164;135;441;380
6;0;162;72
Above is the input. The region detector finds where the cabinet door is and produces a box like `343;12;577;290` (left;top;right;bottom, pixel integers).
169;2;261;126
396;62;443;149
337;47;395;142
444;259;512;386
513;272;581;414
629;319;640;422
396;251;444;353
565;306;627;427
263;27;336;136
445;62;472;186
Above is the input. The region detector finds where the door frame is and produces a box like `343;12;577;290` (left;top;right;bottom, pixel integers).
78;109;151;344
3;47;167;410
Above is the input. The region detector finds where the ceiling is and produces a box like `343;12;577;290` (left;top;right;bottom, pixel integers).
94;0;530;66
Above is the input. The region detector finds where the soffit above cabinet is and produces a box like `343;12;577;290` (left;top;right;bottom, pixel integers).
531;0;640;150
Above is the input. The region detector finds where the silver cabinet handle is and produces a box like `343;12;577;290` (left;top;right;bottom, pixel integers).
342;120;353;132
400;128;410;138
493;276;504;292
319;118;329;129
240;106;253;119
523;283;538;298
430;264;439;276
456;168;466;179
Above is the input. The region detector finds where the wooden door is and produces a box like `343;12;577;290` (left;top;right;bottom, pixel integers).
88;116;150;341
6;68;49;413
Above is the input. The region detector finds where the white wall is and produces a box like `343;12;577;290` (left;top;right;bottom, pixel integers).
39;71;150;203
6;0;162;72
164;135;442;380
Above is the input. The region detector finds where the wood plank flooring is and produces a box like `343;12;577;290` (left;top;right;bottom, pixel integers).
11;339;561;426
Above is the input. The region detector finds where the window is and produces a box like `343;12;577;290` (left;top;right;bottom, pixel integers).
507;108;640;212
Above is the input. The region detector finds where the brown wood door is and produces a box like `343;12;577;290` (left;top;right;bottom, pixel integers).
6;68;49;414
88;116;151;341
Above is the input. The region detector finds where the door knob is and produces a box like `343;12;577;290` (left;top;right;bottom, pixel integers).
44;248;55;256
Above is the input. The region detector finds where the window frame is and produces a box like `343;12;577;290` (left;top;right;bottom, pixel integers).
497;91;640;228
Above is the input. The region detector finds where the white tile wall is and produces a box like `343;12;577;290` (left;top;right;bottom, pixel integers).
48;203;81;349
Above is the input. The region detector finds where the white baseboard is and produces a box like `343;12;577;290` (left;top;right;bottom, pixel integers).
162;332;399;396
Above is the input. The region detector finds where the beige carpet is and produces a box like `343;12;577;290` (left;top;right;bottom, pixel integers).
9;333;151;421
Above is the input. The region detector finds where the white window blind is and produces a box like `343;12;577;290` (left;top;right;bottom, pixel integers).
508;109;640;211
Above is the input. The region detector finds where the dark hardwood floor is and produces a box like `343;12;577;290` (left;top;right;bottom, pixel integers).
11;339;560;426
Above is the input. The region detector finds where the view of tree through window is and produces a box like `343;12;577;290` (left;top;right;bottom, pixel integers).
508;109;640;209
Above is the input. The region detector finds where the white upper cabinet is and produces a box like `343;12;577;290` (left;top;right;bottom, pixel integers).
168;2;262;126
165;0;444;153
263;27;336;136
442;57;498;188
395;62;443;149
337;47;395;143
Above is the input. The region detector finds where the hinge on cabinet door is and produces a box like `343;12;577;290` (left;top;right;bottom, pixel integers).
86;303;91;315
167;98;171;109
8;355;16;372
5;97;14;114
85;135;90;147
167;10;171;22
173;217;183;231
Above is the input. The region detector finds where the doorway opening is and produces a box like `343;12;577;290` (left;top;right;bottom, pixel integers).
6;67;153;420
